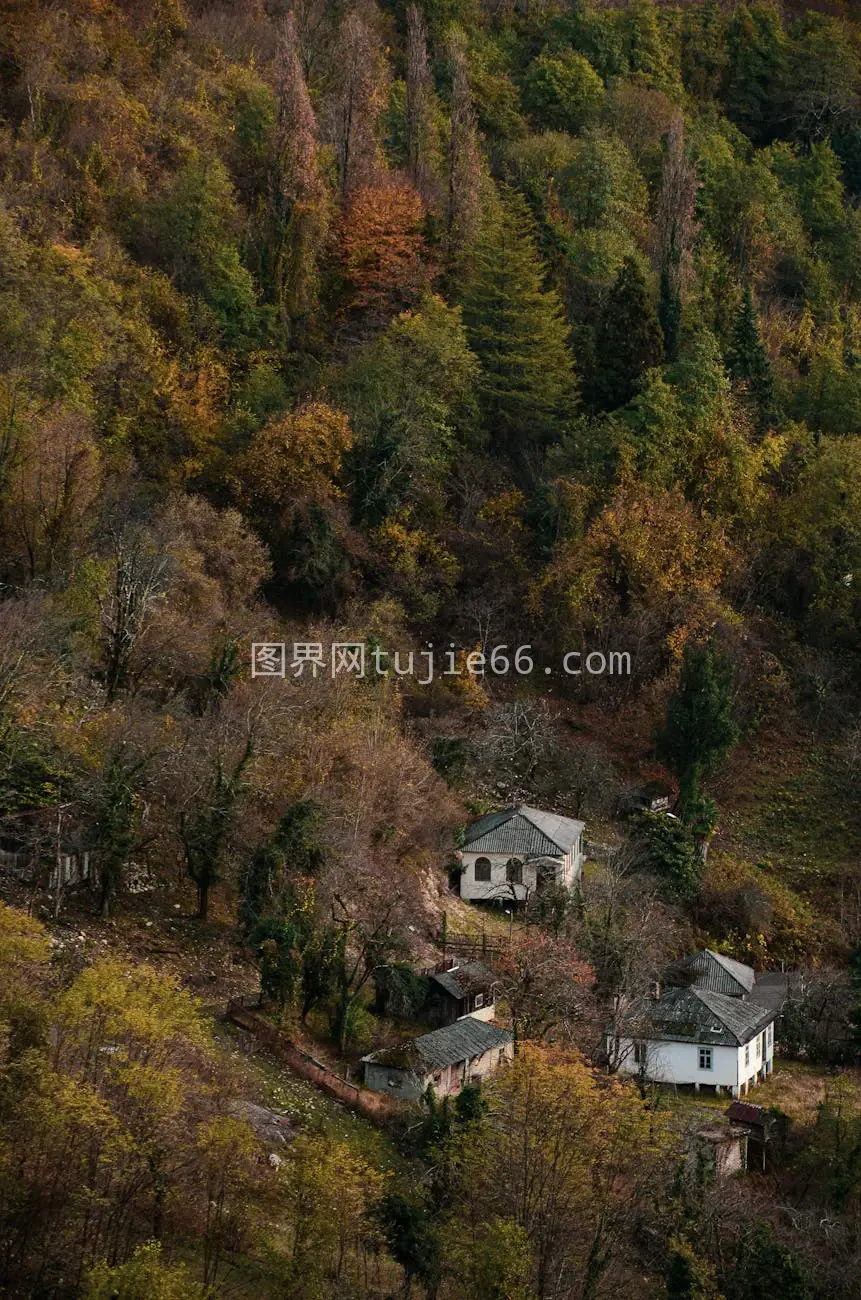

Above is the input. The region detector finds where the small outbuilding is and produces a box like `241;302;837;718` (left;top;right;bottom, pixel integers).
362;1018;514;1101
424;961;497;1028
725;1099;774;1171
618;781;673;816
689;1122;748;1180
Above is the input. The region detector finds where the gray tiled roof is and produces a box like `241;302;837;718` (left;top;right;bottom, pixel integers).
626;986;775;1048
430;961;496;1000
462;806;584;857
682;949;755;997
415;1019;513;1069
364;1018;513;1072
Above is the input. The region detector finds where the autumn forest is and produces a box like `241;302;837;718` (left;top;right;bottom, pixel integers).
2;1;861;1297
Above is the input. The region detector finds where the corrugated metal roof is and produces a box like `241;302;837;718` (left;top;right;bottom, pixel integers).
430;962;496;1000
725;1100;769;1127
364;1019;513;1071
683;950;755;996
462;806;584;856
625;986;774;1048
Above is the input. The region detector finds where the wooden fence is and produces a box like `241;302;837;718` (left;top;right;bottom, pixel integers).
225;1000;404;1123
436;930;508;966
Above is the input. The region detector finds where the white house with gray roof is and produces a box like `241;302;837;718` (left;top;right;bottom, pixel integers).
610;985;776;1097
362;1018;514;1100
458;805;584;904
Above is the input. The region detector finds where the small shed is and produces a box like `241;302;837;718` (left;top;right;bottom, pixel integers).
725;1100;773;1170
362;1018;514;1101
689;1122;748;1180
425;961;497;1027
0;840;92;893
618;781;673;816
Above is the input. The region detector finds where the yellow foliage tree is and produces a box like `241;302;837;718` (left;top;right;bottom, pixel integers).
448;1045;675;1298
237;401;353;512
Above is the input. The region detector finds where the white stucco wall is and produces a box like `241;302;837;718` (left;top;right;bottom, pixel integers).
463;1002;495;1022
615;1037;742;1089
737;1025;774;1090
613;1021;775;1095
459;841;582;902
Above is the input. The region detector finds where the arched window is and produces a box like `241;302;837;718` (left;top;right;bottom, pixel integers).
506;857;523;885
474;856;492;882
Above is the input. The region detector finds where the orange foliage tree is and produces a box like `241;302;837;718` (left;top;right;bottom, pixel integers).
494;926;594;1046
340;183;432;328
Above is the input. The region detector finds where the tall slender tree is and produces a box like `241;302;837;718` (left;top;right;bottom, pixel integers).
180;737;252;922
656;115;698;362
588;257;664;411
331;9;388;199
463;192;577;455
90;750;146;917
446;31;482;257
405;4;435;198
727;283;776;434
272;11;327;336
655;639;739;823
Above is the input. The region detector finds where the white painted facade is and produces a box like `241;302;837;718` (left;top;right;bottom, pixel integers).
462;1000;495;1022
613;1020;775;1097
459;844;582;903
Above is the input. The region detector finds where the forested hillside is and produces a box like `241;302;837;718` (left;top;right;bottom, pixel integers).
2;2;861;1297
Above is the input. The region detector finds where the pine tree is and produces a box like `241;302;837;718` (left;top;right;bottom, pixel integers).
724;1;786;146
727;283;776;433
588;257;663;411
462;192;577;455
655;639;739;823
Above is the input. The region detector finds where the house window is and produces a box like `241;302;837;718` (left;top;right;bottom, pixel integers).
756;1034;762;1060
767;1023;773;1047
745;1044;750;1067
634;1042;647;1066
474;856;491;882
698;1048;713;1071
506;857;523;884
474;993;485;1009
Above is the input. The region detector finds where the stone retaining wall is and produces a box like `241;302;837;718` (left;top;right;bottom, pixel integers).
225;1001;403;1123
